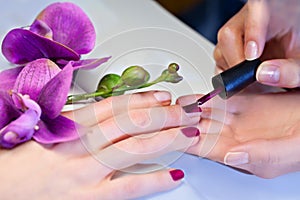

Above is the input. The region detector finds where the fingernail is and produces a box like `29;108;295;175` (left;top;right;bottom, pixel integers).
181;127;200;138
153;91;171;103
256;64;280;83
245;41;258;60
169;169;184;181
182;102;202;114
224;152;249;166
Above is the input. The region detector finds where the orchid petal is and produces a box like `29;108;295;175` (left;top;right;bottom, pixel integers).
72;56;111;70
1;29;80;64
0;91;20;129
33;115;80;144
57;56;111;70
38;63;73;119
31;2;96;54
30;19;53;39
13;58;61;101
0;109;40;149
0;66;23;91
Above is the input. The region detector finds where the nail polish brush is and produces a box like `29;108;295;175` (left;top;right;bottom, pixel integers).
183;59;262;112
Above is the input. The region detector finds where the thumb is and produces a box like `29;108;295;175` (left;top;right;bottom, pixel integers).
244;0;269;60
256;59;300;88
224;136;300;178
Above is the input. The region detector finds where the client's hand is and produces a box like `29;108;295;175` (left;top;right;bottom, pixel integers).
178;90;300;178
0;91;201;199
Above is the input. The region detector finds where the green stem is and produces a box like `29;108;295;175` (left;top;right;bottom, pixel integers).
66;91;106;104
66;75;167;105
139;75;165;88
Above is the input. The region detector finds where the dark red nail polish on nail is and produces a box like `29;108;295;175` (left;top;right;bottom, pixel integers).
182;102;202;113
169;169;184;181
181;127;200;137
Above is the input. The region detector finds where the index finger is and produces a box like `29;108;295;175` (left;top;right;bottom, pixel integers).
216;5;246;67
64;90;172;126
244;0;269;60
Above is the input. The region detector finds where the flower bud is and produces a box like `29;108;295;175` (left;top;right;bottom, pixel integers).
97;73;121;92
161;69;183;83
121;66;150;86
168;63;180;73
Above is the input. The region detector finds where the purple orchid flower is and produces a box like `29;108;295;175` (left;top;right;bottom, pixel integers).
0;59;81;148
0;2;112;148
1;2;98;65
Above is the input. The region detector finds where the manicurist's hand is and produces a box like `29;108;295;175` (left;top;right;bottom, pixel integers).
177;91;300;178
214;0;300;88
0;91;201;199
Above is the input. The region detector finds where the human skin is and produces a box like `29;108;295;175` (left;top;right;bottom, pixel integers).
177;89;300;179
186;0;300;179
214;0;300;88
0;91;201;199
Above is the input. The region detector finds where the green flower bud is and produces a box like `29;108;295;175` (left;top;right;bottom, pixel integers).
166;74;183;83
97;73;121;92
168;63;180;73
121;66;150;86
160;69;183;83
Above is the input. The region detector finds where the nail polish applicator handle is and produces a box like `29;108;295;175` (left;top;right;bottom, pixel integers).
212;58;262;99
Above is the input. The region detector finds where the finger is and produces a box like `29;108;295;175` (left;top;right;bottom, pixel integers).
213;45;229;71
91;126;200;170
176;94;199;105
57;103;202;157
176;94;237;125
82;104;201;150
256;59;300;88
244;0;269;60
187;119;235;161
223;135;300;178
216;6;246;67
66;91;172;126
93;169;184;199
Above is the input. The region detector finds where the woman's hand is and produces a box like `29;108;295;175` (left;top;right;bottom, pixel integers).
214;0;300;88
177;91;300;178
0;91;201;199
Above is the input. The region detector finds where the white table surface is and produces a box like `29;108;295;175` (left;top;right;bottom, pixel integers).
1;1;300;200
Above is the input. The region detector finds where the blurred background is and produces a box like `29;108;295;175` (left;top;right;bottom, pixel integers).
156;0;244;44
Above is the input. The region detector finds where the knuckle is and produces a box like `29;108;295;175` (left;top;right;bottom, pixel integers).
129;109;152;128
169;105;181;119
168;105;186;126
287;74;300;88
127;92;150;108
217;26;237;43
264;149;280;165
247;142;281;178
119;130;173;154
133;135;168;154
117;135;155;154
281;59;300;88
255;147;279;166
213;46;223;61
